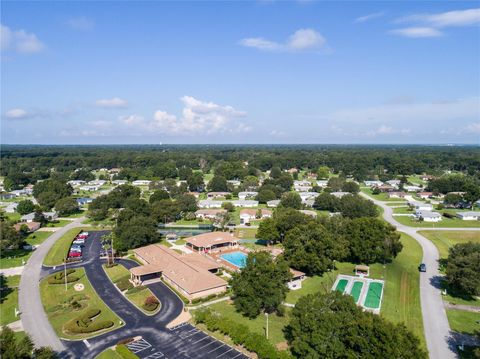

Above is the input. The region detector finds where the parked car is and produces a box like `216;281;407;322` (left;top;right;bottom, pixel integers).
419;263;426;272
69;251;81;258
70;247;82;253
72;239;84;244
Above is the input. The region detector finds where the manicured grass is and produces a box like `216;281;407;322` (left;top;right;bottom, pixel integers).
174;239;186;245
40;267;123;340
5;212;21;222
392;207;414;214
446;309;480;335
386;202;407;206
25;231;53;246
43;228;82;266
234;227;258;239
61;211;86;218
407;175;426;185
361;187;401;201
418;230;480;259
0;287;19;325
174;219;212;225
0;249;32;269
207;301;291;346
95;348;124;359
103;264;130;283
46;220;72;228
394;215;480;228
2;275;21;288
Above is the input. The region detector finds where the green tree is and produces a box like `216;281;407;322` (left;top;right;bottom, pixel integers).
445;242;480;296
286;292;426;359
283;223;347;275
177;193;198;213
270;166;282;179
33;179;73;209
149;190;170;203
346;218;402;264
114;215;160;251
313;192;340;211
342;181;360;194
187;172;204;192
231;252;291;318
151;199;180;223
54;197;79;216
207;175;228;192
222;202;235;212
256;218;280;243
0;221;23;250
16;200;35;215
0;326;34;359
280;192;302;209
338;194;377;218
316;166;330;179
70;168;95;182
178;166;193;180
256;189;277;204
327;177;344;192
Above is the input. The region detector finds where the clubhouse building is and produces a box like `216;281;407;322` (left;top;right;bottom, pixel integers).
185;232;240;253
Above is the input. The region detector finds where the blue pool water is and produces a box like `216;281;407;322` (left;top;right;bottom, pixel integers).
220;251;248;268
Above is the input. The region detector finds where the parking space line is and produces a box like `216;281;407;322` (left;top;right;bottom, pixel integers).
207;343;225;354
231;353;244;359
190;335;209;345
216;348;233;358
197;338;218;350
182;331;202;340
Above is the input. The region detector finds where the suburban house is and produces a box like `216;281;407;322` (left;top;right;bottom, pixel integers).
387;192;406;199
11;189;27;197
288;269;306;290
22;211;57;222
456;212;480;221
14;221;41;232
185;232;240;253
89;180;107;186
195;209;227;220
421;175;436;181
287;168;298;174
132;180;151;186
415;210;442;222
374;184;394;193
5;202;18;213
331;191;350;198
417;192;434;199
0;193;16;200
76;197;93;206
364;180;383;187
294;185;313;192
231;200;259;208
207;192;231;199
238;191;258;200
239;209;272;224
227;180;241;187
299;192;320;202
198;200;223;209
386;180;401;188
404;185;423;192
43;212;58;221
294;180;311;187
267;200;281;208
112;180;128;185
130;244;227;300
316;180;329;188
79;185;100;192
67;180;86;187
409;201;433;211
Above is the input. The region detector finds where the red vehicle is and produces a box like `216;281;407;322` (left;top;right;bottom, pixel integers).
68;251;81;258
77;234;88;239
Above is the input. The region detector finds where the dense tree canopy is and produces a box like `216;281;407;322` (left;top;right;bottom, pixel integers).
54;197;79;216
207;175;228;192
16;200;35;215
445;242;480;296
231;251;291;318
33;179;73;209
286;292;426;359
279;192;302;209
0;220;23;250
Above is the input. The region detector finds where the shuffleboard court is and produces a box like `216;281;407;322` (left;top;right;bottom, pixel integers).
335;279;349;293
364;282;383;309
350;281;364;303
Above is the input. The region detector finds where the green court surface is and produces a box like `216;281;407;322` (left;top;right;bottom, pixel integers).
364;282;383;309
335;279;349;293
350;281;364;303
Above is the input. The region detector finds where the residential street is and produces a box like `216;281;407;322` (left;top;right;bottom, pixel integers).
360;193;459;359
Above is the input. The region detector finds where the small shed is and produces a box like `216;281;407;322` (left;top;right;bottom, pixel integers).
355;265;370;277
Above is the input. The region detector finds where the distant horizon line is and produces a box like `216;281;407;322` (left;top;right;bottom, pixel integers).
2;143;479;147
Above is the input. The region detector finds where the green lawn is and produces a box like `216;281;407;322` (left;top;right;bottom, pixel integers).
392;207;414;214
43;228;83;266
174;239;186;245
174;219;212;225
418;230;480;259
25;231;53;246
284;233;426;349
2;275;21;287
96;349;124;359
234;227;258;239
40;267;123;340
0;287;19;325
60;211;86;218
407;175;426;186
206;301;291;346
103;264;130;283
5;212;21;222
394;215;480;228
0;248;32;269
446;309;480;335
386;202;407;206
45;220;72;228
360;187;402;201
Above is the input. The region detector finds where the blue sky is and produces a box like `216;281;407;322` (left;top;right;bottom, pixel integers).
1;1;479;144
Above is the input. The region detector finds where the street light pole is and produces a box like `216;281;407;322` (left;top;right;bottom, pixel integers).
265;312;269;339
64;259;67;292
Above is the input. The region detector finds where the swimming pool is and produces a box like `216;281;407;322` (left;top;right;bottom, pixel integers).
220;251;248;268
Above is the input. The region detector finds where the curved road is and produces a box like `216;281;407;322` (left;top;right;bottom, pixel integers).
361;193;468;359
19;217;86;354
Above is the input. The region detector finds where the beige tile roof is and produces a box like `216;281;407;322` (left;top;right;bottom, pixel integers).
133;244;226;294
185;231;239;248
239;209;272;217
195;209;227;216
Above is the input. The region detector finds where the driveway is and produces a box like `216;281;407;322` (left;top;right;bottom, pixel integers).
41;231;248;359
360;193;459;359
18;217;87;355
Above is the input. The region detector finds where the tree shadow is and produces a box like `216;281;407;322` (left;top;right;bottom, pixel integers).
0;274;15;304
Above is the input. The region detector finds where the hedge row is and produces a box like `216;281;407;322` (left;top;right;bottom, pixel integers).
116;344;140;359
48;269;80;284
64;308;114;334
194;309;293;359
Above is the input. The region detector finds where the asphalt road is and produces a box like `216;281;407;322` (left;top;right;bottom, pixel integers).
360;193;459;359
18;217;86;354
38;231;248;359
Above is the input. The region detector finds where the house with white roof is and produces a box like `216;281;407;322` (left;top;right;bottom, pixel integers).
132;180;151;186
227;180;241;187
316;180;328;188
67;180;86;187
409;201;432;211
238;191;258;200
198;200;223;209
386;180;401;188
5;202;18;213
404;185;423;192
364;180;383;187
456;212;480;221
112;180;128;185
79;185;100;192
267;200;280;208
415;210;442;222
331;191;350;198
239;209;272;224
299;192;320;203
89;180;107;186
231;200;258;208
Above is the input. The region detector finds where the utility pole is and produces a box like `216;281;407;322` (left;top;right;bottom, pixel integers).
111;233;114;264
64;258;67;291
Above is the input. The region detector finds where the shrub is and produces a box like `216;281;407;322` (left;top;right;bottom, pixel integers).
105;263;118;268
443;212;455;219
142;296;159;312
64;308;114;334
125;286;146;295
116;278;134;292
116;338;135;345
48;269;80;284
116;344;140;359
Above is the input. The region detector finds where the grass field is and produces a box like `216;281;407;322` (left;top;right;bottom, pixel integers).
43;228;83;266
46;219;73;228
40;267;123;340
284;233;426;349
234;227;258;239
394;215;480;228
361;187;402;201
446;309;480;335
418;230;480;259
25;231;53;246
5;212;21;222
103;263;130;282
386;202;408;206
95;349;124;359
206;300;291;346
0;248;32;269
0;287;19;325
393;207;414;214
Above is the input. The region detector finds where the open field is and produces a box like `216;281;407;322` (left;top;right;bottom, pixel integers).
103;263;130;283
361;187;404;201
418;230;480;259
394;215;480;228
0;287;19;325
45;220;72;228
40;267;123;340
0;248;32;269
446;309;480;335
234;227;258;239
43;228;83;266
25;231;53;246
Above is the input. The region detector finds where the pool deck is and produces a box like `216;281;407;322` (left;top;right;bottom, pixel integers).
332;274;384;314
208;247;251;272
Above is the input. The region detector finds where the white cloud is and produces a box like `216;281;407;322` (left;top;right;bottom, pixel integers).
95;97;128;108
366;125;411;137
123;96;250;135
240;28;327;52
1;24;44;54
66;17;94;31
390;27;442;38
269;129;286;137
460;122;480;135
5;108;29;119
398;8;480;28
355;11;385;23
